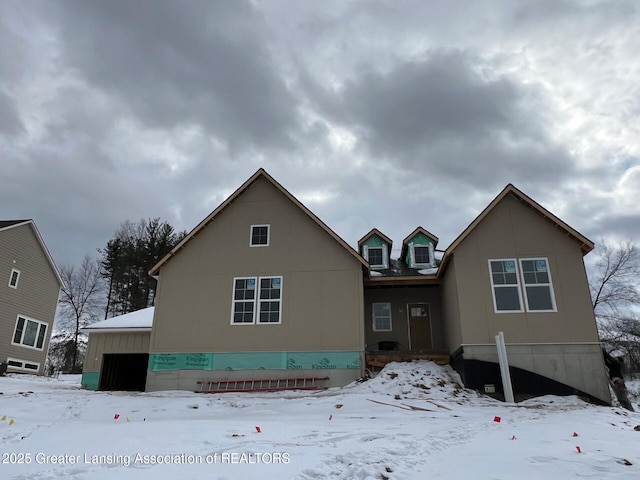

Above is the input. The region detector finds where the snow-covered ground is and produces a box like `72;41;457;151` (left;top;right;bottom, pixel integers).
1;362;639;479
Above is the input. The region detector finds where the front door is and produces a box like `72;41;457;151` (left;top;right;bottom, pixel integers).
408;304;432;351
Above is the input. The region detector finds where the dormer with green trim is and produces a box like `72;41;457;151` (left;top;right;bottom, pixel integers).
358;229;392;270
401;227;438;269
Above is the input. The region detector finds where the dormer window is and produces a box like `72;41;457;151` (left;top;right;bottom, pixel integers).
402;227;439;269
363;244;389;269
9;268;20;289
250;225;270;247
367;247;384;268
358;229;392;271
413;246;431;265
411;244;434;268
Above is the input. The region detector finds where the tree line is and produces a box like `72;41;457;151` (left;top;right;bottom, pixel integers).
50;218;185;373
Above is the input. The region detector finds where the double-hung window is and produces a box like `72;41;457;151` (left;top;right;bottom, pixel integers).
231;276;282;324
372;303;392;331
520;258;556;311
258;277;282;323
489;259;524;312
12;315;48;350
232;277;257;324
489;257;556;313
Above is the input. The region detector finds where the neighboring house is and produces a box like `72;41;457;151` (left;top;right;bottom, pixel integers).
0;220;63;375
81;171;610;405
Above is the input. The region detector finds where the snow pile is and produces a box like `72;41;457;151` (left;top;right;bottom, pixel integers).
0;364;639;479
351;360;480;404
418;267;438;275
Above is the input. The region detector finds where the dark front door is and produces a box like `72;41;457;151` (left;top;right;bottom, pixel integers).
408;304;432;351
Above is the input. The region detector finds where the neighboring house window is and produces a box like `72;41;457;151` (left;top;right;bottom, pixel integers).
489;259;523;313
231;276;283;324
6;357;40;372
12;315;48;350
520;258;556;312
8;268;20;288
372;303;392;331
250;225;270;247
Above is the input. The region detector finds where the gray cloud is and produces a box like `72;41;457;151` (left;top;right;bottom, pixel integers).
0;90;23;135
49;0;299;151
307;51;577;193
0;0;638;270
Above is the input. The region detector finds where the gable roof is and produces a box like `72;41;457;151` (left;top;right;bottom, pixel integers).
0;219;64;287
149;169;368;276
357;228;393;250
438;184;594;277
400;226;439;261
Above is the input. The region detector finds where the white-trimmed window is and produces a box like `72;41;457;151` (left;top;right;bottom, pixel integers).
12;315;48;350
519;258;556;312
231;276;282;324
363;244;388;269
231;277;256;324
411;244;434;267
489;259;524;313
372;303;392;331
8;268;20;288
6;357;40;373
250;225;270;247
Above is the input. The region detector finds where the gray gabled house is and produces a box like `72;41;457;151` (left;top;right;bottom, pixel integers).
81;172;610;404
0;220;63;374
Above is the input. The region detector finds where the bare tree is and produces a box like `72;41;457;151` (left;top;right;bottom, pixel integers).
590;240;640;376
590;240;640;320
57;256;105;372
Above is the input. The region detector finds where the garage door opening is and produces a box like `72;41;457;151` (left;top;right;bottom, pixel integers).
99;353;149;391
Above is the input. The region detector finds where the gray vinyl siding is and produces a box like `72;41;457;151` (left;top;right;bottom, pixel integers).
0;224;61;373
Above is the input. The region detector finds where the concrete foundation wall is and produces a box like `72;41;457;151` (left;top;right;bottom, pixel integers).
462;342;611;404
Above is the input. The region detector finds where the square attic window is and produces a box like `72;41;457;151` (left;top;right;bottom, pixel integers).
250;225;270;247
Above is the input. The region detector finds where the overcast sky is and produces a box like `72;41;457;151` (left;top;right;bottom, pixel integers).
2;0;639;270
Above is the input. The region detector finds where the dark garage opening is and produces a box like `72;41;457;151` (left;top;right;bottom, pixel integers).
99;353;149;391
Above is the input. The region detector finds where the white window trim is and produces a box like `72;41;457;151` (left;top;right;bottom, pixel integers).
410;244;434;268
363;244;388;269
6;357;40;373
11;314;49;350
519;257;557;313
257;276;283;325
8;268;20;289
230;276;258;325
488;258;524;314
372;302;392;332
249;224;270;247
230;275;283;325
